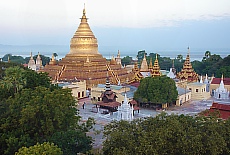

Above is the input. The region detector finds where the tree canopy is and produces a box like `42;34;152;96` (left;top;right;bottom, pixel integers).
103;113;230;155
0;66;94;155
134;76;178;105
15;142;63;155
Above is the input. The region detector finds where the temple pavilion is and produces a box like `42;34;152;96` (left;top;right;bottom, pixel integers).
40;5;135;88
176;47;198;82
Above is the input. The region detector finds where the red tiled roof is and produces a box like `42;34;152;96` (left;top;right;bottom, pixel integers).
211;78;230;85
211;102;230;111
209;102;230;119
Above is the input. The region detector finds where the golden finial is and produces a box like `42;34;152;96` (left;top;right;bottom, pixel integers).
86;55;90;63
52;53;55;61
156;53;158;60
221;74;224;80
83;3;86;16
187;46;190;55
8;55;10;62
117;50;120;57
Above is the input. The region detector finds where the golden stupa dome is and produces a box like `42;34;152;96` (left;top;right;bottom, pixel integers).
68;5;100;56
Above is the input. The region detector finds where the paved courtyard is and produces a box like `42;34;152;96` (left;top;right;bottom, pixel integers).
77;96;227;149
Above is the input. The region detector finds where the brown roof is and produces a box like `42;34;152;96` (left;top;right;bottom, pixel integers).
97;101;121;108
211;78;230;85
133;106;140;111
129;100;138;105
100;91;117;100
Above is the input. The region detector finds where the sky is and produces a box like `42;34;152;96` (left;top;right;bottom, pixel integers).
0;0;230;57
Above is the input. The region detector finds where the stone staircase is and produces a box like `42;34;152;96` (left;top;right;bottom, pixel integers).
106;64;120;84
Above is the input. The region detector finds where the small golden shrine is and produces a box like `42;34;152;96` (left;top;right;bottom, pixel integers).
140;54;149;72
40;5;135;88
151;54;161;77
176;47;198;82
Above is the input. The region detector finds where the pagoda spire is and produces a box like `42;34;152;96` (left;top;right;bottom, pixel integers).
176;47;198;82
200;75;203;83
140;53;149;72
105;72;111;91
82;3;87;21
149;58;153;70
151;53;161;77
30;52;33;59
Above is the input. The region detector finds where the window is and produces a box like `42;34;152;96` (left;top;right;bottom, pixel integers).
196;89;198;92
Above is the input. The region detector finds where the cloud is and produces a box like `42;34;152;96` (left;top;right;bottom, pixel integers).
0;0;230;30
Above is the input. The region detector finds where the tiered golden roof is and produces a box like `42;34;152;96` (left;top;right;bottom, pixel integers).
176;47;198;82
151;54;161;77
40;5;135;88
132;59;143;81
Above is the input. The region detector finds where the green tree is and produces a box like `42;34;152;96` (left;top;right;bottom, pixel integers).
192;60;204;75
121;56;132;66
2;54;25;64
15;142;63;155
205;50;211;58
0;86;93;154
136;50;146;63
134;76;178;106
103;113;229;155
177;54;183;62
0;66;26;94
53;52;58;60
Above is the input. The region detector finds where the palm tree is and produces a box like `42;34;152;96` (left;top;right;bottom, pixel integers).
177;54;183;62
205;51;211;58
1;66;26;93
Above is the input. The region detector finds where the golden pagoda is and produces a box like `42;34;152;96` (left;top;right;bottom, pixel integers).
176;47;198;82
132;58;143;81
41;5;135;88
151;54;161;77
140;54;149;72
49;53;57;65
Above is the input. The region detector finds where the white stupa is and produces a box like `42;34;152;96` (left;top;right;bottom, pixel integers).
204;74;210;92
28;52;36;71
117;93;134;121
214;74;229;99
167;68;176;79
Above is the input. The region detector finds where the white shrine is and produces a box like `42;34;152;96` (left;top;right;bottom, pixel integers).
28;52;43;71
167;68;176;79
213;75;230;99
117;93;134;121
203;74;210;92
